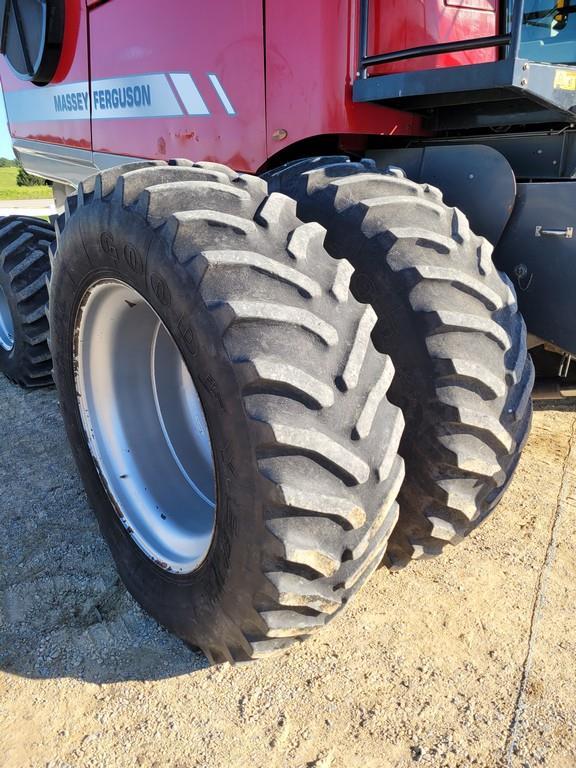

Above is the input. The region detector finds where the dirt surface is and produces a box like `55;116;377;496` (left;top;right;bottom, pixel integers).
1;377;575;768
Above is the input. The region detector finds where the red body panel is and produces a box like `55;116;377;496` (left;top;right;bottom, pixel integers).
369;0;499;76
89;0;267;171
265;0;421;160
0;0;90;149
0;0;501;174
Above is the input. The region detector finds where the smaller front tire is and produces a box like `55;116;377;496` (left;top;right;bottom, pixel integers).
0;216;54;388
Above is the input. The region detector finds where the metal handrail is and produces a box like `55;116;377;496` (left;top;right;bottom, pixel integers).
358;0;526;79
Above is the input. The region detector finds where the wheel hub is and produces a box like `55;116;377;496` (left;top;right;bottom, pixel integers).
75;279;216;574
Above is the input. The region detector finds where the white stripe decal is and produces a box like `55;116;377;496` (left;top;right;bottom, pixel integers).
5;81;91;122
169;73;210;116
91;74;183;120
208;73;236;115
4;72;235;122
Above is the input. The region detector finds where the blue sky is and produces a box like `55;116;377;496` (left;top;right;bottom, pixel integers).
0;85;15;158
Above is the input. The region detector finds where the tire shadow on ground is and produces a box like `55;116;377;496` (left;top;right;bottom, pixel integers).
2;379;573;685
0;381;208;683
533;398;576;413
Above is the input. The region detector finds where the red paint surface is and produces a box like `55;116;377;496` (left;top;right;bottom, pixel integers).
0;0;502;170
265;0;422;163
369;0;499;75
52;0;84;83
0;0;91;149
89;0;267;171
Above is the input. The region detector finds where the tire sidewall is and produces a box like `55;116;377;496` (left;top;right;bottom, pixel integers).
50;199;263;647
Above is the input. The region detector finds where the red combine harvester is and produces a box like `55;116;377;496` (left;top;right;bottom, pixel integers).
0;0;572;663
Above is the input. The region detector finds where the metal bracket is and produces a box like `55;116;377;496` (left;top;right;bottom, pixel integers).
535;225;574;238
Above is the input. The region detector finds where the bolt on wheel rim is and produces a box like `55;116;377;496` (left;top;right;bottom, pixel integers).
75;279;216;573
0;283;15;352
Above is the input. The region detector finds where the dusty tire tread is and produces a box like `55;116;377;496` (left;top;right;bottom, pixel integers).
0;216;55;388
267;156;533;567
50;160;405;661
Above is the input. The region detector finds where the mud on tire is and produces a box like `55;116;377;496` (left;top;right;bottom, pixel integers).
268;156;534;568
48;160;405;662
0;216;54;388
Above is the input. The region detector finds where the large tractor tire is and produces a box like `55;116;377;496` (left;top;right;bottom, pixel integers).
0;216;54;387
48;160;405;662
268;157;534;568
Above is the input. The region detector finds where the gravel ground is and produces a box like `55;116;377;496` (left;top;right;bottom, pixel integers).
1;377;575;768
0;200;56;217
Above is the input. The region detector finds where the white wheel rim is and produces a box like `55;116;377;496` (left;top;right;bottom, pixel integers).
75;279;216;573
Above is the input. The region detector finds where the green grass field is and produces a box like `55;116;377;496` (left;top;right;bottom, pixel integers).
0;166;53;200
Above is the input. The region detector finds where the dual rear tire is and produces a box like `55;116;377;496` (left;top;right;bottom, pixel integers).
12;156;532;662
268;157;533;568
48;161;405;662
